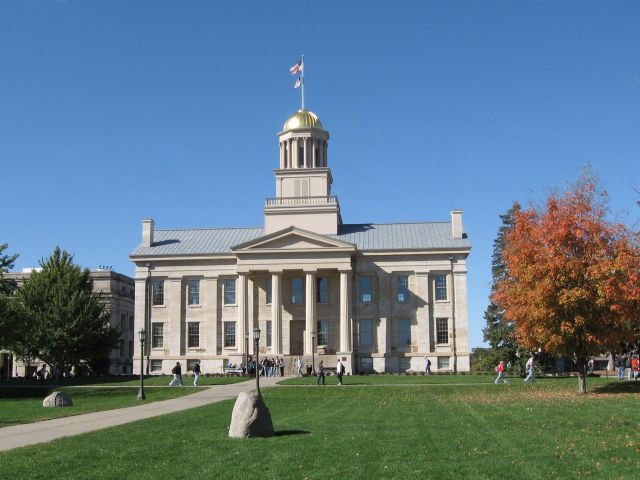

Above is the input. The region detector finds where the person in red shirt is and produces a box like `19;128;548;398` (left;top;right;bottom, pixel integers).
494;360;508;385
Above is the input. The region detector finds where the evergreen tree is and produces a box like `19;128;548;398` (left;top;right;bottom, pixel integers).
13;247;121;373
0;243;19;347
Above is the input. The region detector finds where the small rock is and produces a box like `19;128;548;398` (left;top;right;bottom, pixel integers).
43;391;73;408
228;391;274;438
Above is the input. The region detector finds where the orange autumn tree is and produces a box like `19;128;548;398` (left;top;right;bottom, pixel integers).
493;174;640;394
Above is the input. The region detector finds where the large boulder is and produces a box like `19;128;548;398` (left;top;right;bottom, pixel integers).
228;391;274;438
43;391;73;408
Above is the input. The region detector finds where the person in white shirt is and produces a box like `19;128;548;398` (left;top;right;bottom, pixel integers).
336;359;345;385
523;355;535;383
295;357;303;377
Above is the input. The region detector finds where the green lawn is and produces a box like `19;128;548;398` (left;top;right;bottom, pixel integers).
281;373;508;385
0;374;248;387
0;386;198;427
2;377;639;479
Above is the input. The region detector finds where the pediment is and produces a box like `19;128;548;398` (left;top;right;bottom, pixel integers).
232;227;354;252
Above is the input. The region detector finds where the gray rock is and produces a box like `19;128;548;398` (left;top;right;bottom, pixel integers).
228;391;274;438
42;391;73;408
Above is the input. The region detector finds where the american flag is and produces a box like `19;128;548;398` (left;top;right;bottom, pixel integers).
290;59;303;75
294;77;301;89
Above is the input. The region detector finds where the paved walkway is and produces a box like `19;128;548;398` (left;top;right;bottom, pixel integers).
0;377;280;452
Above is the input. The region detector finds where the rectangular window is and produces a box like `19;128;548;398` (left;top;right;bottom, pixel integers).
436;318;449;344
224;279;236;305
188;322;200;348
224;321;236;347
438;356;450;370
360;357;373;373
151;322;163;348
120;313;127;331
316;277;329;303
186;360;199;372
397;319;411;346
119;340;125;356
397;275;409;303
359;276;372;303
150;360;163;373
317;320;329;346
266;278;272;304
152;280;164;306
128;340;133;358
435;275;448;301
266;320;272;347
291;277;304;304
187;279;200;305
359;319;374;347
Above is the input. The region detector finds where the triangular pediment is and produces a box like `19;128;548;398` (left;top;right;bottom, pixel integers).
232;226;354;252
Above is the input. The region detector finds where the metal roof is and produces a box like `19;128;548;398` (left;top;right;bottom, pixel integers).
130;222;470;257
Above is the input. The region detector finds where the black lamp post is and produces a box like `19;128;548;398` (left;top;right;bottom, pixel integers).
137;329;146;400
311;330;316;375
253;328;261;396
244;333;249;375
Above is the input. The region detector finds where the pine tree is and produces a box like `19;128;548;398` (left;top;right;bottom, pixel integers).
0;243;19;347
13;247;121;374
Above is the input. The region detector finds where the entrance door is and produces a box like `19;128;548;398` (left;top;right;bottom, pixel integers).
290;320;305;355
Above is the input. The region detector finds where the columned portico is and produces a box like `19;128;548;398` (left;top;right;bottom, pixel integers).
304;271;316;355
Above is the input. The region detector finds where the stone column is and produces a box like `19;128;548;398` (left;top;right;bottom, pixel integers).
271;272;282;355
279;142;284;169
204;276;218;355
167;278;183;356
304;271;316;354
415;272;430;354
339;270;351;352
237;274;247;355
292;138;299;168
133;277;147;373
312;139;317;168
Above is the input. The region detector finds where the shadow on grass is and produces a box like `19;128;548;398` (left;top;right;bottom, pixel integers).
274;430;311;437
593;381;640;394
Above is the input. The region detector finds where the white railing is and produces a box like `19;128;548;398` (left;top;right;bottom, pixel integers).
265;196;338;207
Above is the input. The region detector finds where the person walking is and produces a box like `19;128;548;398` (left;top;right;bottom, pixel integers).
336;359;345;385
626;355;632;380
494;360;508;385
169;361;183;386
424;356;432;375
296;356;303;377
279;357;285;377
632;355;639;380
316;360;325;385
615;354;625;381
193;360;201;386
523;355;535;383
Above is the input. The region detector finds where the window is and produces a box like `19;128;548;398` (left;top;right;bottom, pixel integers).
188;322;200;348
120;313;127;331
359;319;373;346
152;280;164;306
291;278;304;304
266;320;272;347
119;340;125;357
436;318;449;344
316;277;328;303
186;359;199;372
224;321;236;347
397;319;411;346
224;279;236;305
435;275;448;301
360;357;373;373
317;320;329;346
151;322;164;348
397;275;409;303
266;278;272;304
128;340;133;358
438;357;450;370
359;276;372;303
399;357;411;372
187;279;200;305
150;360;163;373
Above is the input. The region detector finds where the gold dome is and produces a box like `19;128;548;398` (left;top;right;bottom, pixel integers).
283;109;324;131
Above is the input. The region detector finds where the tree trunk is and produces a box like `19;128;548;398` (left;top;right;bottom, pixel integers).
576;356;587;394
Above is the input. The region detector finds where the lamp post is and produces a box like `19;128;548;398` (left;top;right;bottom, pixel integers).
253;328;261;396
244;333;249;375
137;329;146;400
311;330;316;375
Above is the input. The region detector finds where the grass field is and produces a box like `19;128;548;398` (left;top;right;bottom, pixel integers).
0;374;249;387
1;376;639;479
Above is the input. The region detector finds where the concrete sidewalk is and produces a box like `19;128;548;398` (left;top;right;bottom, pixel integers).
0;377;280;452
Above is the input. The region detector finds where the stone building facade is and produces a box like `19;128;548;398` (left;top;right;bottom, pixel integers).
130;108;471;375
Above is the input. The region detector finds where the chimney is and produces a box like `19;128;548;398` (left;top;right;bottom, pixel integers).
142;219;155;247
451;209;464;239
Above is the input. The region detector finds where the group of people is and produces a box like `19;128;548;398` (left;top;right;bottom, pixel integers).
259;357;286;377
495;355;537;385
614;353;640;381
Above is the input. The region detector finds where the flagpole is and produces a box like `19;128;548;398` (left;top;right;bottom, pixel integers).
301;55;305;110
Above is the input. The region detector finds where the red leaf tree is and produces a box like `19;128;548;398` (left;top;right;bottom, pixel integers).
493;174;640;394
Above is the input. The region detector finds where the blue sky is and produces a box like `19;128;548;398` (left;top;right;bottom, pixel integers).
2;1;639;349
